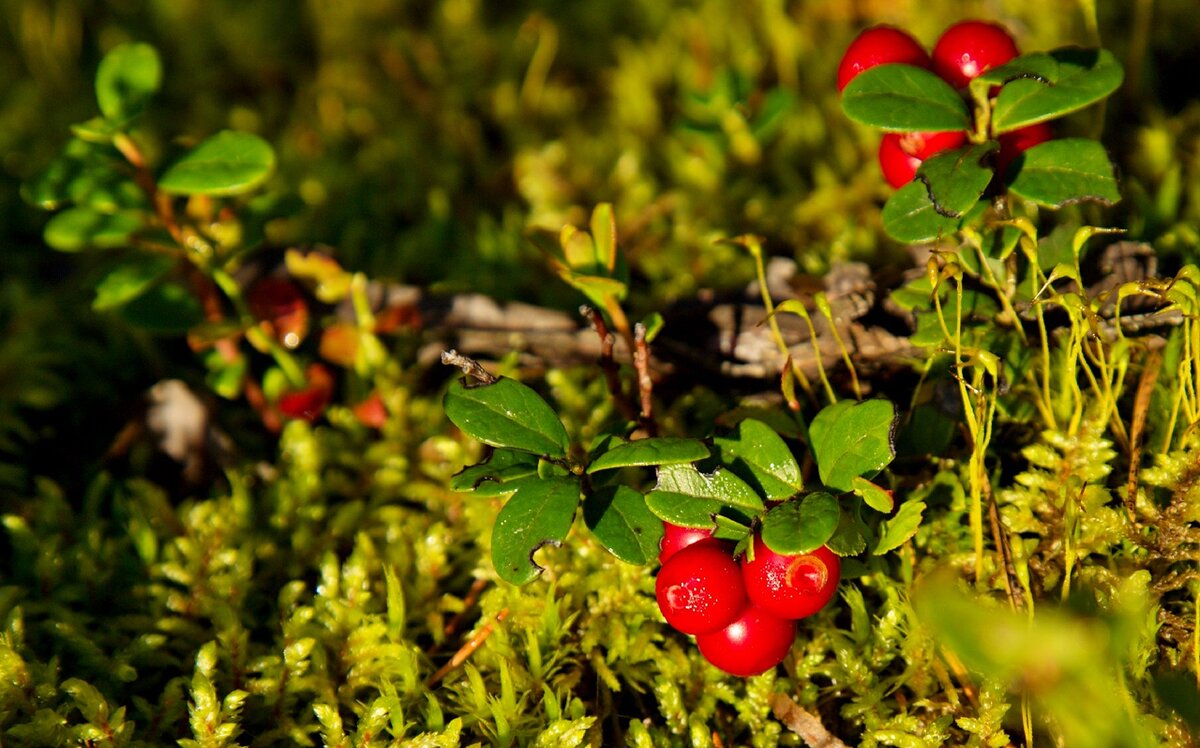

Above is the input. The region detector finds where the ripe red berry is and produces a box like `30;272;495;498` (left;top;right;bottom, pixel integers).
932;20;1019;89
659;522;715;565
878;133;923;188
837;26;931;93
995;121;1053;178
741;535;841;620
878;130;968;188
695;605;795;676
655;541;747;635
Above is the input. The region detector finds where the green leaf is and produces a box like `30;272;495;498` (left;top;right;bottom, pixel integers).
95;43;162;123
916;142;998;217
117;282;204;333
444;377;570;458
586;437;708;473
712;418;803;500
711;515;752;543
589;203;617;273
158;131;276;196
760;492;839;555
583;486;662;565
841;64;970;132
450;450;540;494
873;500;926;555
851;476;894;513
557;270;628;308
645;463;765;527
825;506;868;557
989;49;1124;134
491;477;579;584
93;256;176;310
44;207;142;252
881;179;960;243
1006;138;1120;207
809;400;897;492
22;139;141;212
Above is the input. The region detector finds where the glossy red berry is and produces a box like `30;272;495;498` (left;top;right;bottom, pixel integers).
696;605;795;677
741;535;841;620
898;130;968;160
837;26;931;93
659;522;715;565
996;121;1053;177
655;541;747;635
932;20;1019;89
878;133;923;188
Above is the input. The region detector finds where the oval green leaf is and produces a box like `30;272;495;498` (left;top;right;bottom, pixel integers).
22;139;141;212
809;399;897;492
158;131;276;196
645;463;764;527
713;418;803;500
1006;138;1120;207
990;49;1124;135
449;449;540;494
825;506;868;557
586;437;709;474
873;500;926;555
851;476;895;514
95;43;162;123
881;180;960;243
44;207;142;252
492;477;579;585
93;256;176;311
583;486;663;565
916;142;998;218
841;64;970;132
760;492;839;555
444;377;570;458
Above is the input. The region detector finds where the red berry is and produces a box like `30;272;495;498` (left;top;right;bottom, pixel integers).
696;606;795;677
838;26;931;93
278;363;334;422
659;522;715;564
932;20;1019;89
353;391;388;429
655;541;747;635
741;535;841;620
898;130;968;160
878;133;923;188
995;121;1053;178
248;277;309;349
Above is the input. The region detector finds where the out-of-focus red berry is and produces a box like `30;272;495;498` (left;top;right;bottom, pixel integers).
248;277;309;349
278;363;334;422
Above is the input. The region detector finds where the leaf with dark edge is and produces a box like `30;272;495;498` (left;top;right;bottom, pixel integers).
873;500;926;555
881;179;960;243
1006;138;1120;207
988;48;1124;135
583;486;662;565
713;418;803;500
916;142;998;218
760;492;839;555
586;437;709;473
491;477;579;585
444;377;570;458
841;64;970;132
449;449;540;493
809;400;898;492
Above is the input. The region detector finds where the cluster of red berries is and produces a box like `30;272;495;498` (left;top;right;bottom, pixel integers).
655;522;840;676
837;21;1053;187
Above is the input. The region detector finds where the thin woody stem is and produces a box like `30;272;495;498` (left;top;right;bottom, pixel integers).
425;608;509;687
440;350;498;384
633;323;657;436
581;306;640;423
